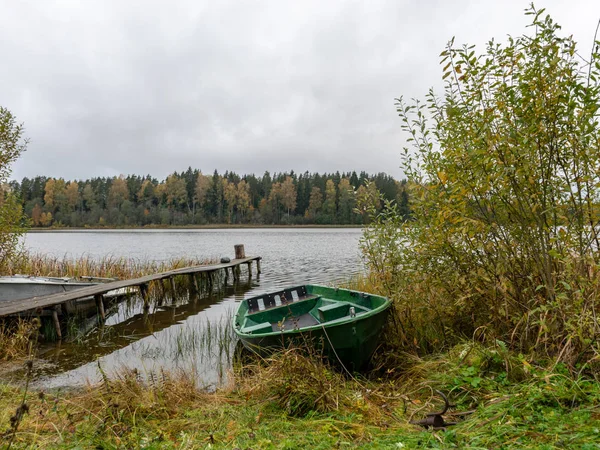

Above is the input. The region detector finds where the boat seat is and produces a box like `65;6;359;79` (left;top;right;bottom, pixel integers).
243;322;273;334
246;293;289;313
318;302;351;322
246;291;322;314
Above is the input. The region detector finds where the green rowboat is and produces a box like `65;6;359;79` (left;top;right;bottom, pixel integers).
233;285;390;370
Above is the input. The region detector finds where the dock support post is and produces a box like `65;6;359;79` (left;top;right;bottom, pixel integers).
157;280;166;306
234;244;245;259
140;283;150;310
194;274;202;296
233;265;239;282
256;258;261;274
247;261;252;279
52;306;62;340
169;276;177;301
207;271;213;290
190;273;200;296
95;294;106;321
194;274;200;302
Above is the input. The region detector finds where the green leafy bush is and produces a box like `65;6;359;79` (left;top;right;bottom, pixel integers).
0;106;28;270
363;6;600;368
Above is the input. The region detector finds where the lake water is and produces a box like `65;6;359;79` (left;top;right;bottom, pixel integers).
16;228;366;388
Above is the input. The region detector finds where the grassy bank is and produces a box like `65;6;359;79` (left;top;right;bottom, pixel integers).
2;344;600;449
1;279;599;448
1;265;599;447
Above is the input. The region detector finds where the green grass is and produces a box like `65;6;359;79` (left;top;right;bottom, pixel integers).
2;266;600;448
2;343;600;449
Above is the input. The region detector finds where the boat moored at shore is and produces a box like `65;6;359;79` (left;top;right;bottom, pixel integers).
233;285;390;370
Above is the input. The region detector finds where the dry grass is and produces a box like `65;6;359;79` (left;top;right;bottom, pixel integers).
3;252;215;279
0;367;230;448
0;319;40;361
2;343;600;448
0;354;415;448
235;347;410;427
239;348;347;416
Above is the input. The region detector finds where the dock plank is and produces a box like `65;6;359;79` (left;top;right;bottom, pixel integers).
0;256;261;317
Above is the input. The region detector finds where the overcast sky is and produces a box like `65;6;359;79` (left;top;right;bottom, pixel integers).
2;0;599;181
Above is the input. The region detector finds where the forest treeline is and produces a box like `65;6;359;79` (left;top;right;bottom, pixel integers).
6;169;410;227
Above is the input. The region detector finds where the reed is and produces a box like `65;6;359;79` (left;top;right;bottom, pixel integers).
3;251;215;279
171;313;236;362
131;310;237;385
0;319;40;361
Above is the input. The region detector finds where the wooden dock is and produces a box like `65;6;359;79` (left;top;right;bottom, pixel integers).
0;255;261;334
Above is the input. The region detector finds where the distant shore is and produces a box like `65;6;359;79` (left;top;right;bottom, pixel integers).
27;224;364;232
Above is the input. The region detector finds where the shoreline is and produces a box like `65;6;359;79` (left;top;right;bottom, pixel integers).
26;224;365;232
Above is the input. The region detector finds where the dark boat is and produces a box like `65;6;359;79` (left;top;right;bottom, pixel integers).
233;285;390;370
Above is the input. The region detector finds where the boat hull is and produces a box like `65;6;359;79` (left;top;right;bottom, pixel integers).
234;285;390;370
238;307;388;370
0;276;129;317
0;278;96;302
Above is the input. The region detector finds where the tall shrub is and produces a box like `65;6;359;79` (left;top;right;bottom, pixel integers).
0;107;28;270
364;7;600;364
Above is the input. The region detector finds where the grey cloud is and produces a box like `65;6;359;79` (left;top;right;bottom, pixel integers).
2;0;599;181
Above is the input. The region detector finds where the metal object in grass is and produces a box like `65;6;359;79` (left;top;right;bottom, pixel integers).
411;390;457;429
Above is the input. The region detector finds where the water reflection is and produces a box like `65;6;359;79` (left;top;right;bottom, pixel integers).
34;278;255;388
18;229;364;388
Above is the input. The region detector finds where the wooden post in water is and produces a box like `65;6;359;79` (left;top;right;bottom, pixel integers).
157;279;166;306
95;294;106;321
190;273;200;296
247;261;252;279
52;306;62;340
169;276;177;301
194;274;203;296
234;244;245;259
140;283;150;310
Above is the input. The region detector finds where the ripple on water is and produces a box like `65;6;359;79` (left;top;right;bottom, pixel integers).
19;228;366;389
